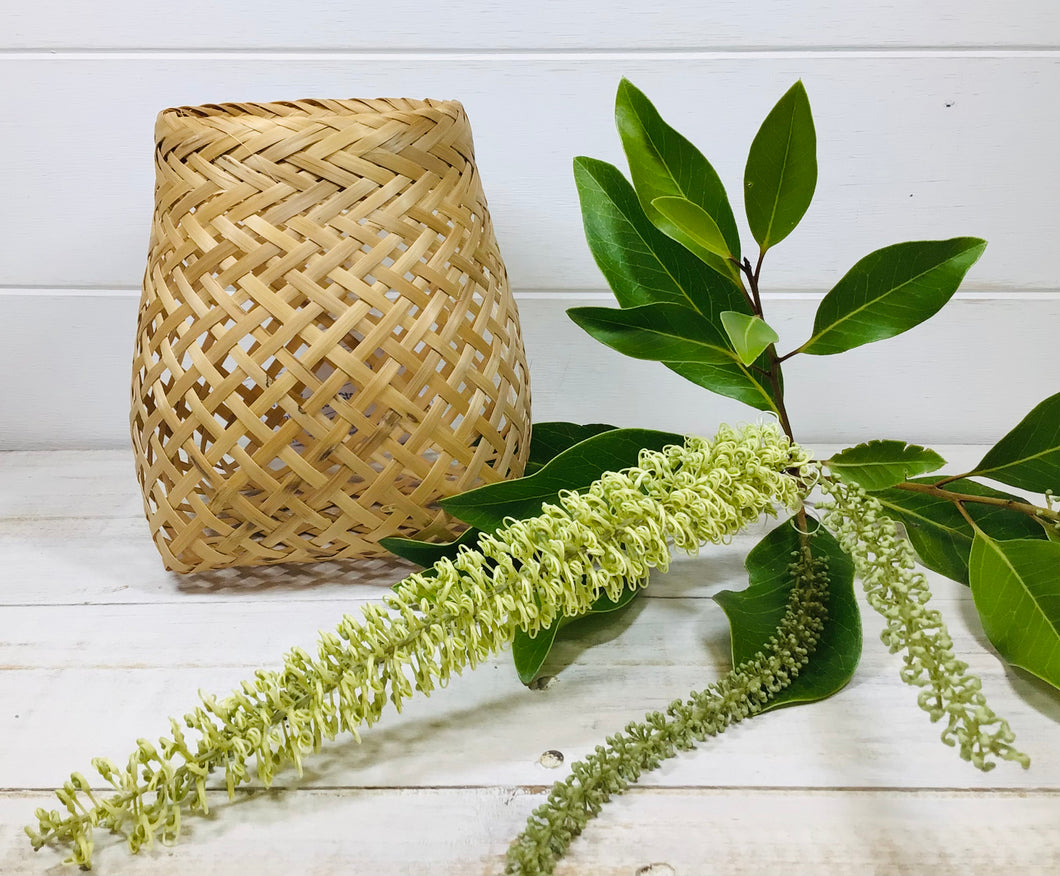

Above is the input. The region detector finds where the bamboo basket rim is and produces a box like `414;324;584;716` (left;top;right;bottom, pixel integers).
161;97;465;123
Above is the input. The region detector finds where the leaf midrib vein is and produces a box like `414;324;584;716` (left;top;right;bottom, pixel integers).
980;539;1055;632
973;445;1057;480
763;101;797;249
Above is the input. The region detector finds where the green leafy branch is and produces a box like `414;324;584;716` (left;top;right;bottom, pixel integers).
410;75;1055;869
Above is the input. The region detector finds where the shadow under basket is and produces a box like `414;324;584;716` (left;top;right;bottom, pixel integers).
130;97;531;573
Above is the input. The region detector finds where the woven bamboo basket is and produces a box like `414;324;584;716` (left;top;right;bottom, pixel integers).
131;97;531;573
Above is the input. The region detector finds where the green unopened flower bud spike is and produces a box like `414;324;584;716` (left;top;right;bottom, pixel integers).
821;478;1029;771
506;549;831;876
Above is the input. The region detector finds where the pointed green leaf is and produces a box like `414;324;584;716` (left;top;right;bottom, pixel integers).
715;516;861;711
379;526;482;568
512;623;562;685
969;534;1059;688
574;157;749;321
872;477;1050;586
744;81;817;251
969;393;1059;494
567;303;779;412
512;583;641;684
441;427;684;532
828;440;946;491
801;238;987;355
615;78;741;280
382;421;621;564
525;422;617;474
651;196;732;260
719;311;780;366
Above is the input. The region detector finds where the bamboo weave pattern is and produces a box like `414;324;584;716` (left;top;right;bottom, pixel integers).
131;98;530;572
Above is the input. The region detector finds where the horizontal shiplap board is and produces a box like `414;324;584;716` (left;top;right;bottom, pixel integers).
3;596;1056;793
0;291;1056;449
3;1;1059;50
1;56;1057;289
4;787;1057;875
0;513;766;605
0;446;987;603
0;498;977;605
2;663;1054;795
0;588;1015;670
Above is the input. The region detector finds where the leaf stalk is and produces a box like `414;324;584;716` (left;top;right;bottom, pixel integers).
892;480;1060;523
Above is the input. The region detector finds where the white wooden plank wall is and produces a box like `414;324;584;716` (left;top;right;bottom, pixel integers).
0;1;1057;447
5;1;1059;49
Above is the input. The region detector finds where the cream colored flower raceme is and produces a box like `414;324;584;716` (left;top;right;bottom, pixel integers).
820;477;1029;771
28;424;809;870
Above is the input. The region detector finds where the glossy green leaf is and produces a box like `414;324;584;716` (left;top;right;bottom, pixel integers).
719;310;780;366
525;422;617;474
441;427;684;532
970;393;1059;493
615;78;741;279
569;303;735;364
512;583;641;684
715;516;861;711
744;81;817;251
383;421;621;564
828;440;945;491
573;156;749;321
969;534;1059;688
512;624;562;685
872;477;1050;586
651;196;733;260
801;238;987;355
379;526;482;568
567;303;779;413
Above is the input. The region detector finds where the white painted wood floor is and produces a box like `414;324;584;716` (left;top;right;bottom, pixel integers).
1;447;1057;875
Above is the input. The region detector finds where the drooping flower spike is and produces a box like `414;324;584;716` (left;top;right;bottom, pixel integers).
821;478;1029;771
506;548;831;875
29;424;809;869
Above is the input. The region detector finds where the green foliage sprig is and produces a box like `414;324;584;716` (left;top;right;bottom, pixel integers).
497;76;1055;872
30;78;1059;873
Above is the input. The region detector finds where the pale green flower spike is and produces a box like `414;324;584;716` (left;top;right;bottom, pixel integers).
27;423;808;870
820;478;1030;771
505;549;830;876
